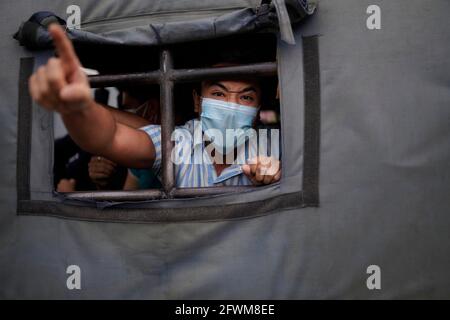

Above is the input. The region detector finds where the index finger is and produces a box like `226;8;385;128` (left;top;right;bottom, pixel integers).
49;24;80;74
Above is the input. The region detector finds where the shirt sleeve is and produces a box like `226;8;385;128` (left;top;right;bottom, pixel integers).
139;125;162;175
129;168;140;179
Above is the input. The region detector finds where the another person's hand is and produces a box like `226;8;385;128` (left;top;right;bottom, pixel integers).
28;24;92;115
88;156;118;188
56;178;76;192
242;156;281;186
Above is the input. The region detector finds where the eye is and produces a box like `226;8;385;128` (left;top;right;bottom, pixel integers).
212;91;225;97
241;95;255;101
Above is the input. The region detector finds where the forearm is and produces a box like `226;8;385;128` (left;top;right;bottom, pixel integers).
102;104;150;129
61;100;118;157
29;24;155;168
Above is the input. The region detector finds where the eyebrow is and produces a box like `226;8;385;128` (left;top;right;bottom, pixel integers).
210;82;258;94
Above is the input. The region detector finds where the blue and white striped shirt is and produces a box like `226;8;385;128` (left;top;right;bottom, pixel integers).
141;119;258;188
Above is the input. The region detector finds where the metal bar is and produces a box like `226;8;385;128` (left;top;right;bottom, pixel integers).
160;49;175;196
63;186;258;201
170;62;278;82
171;186;257;198
63;189;165;202
87;63;277;87
89;71;160;88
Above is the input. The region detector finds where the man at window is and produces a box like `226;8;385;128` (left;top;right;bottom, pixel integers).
29;25;281;188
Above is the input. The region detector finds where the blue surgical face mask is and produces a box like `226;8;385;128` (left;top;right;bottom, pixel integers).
200;97;259;154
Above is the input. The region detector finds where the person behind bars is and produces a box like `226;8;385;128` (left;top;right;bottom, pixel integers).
29;25;281;188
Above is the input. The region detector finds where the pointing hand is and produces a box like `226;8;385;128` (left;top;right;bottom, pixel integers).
28;24;92;115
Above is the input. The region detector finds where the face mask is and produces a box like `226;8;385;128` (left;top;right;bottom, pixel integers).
124;102;148;116
125;108;138;115
200;97;259;154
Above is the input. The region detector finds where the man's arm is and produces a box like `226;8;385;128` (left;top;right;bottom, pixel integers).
101;104;151;129
29;24;155;169
60;100;154;168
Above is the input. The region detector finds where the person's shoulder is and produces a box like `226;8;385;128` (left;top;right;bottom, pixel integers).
139;124;161;139
178;119;197;132
173;119;198;146
174;119;198;137
140;124;160;131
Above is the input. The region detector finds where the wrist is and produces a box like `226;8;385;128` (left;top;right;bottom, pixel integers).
59;98;96;117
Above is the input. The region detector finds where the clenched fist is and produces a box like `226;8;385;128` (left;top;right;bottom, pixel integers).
28;24;92;115
88;156;118;188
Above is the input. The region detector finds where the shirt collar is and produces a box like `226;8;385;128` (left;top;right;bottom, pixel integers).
213;164;244;184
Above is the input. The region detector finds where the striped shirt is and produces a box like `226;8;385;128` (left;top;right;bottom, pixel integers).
140;119;266;188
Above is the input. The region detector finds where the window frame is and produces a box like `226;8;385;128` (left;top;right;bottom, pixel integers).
16;35;320;223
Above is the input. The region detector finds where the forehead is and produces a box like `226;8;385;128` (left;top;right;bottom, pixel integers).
202;79;261;92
